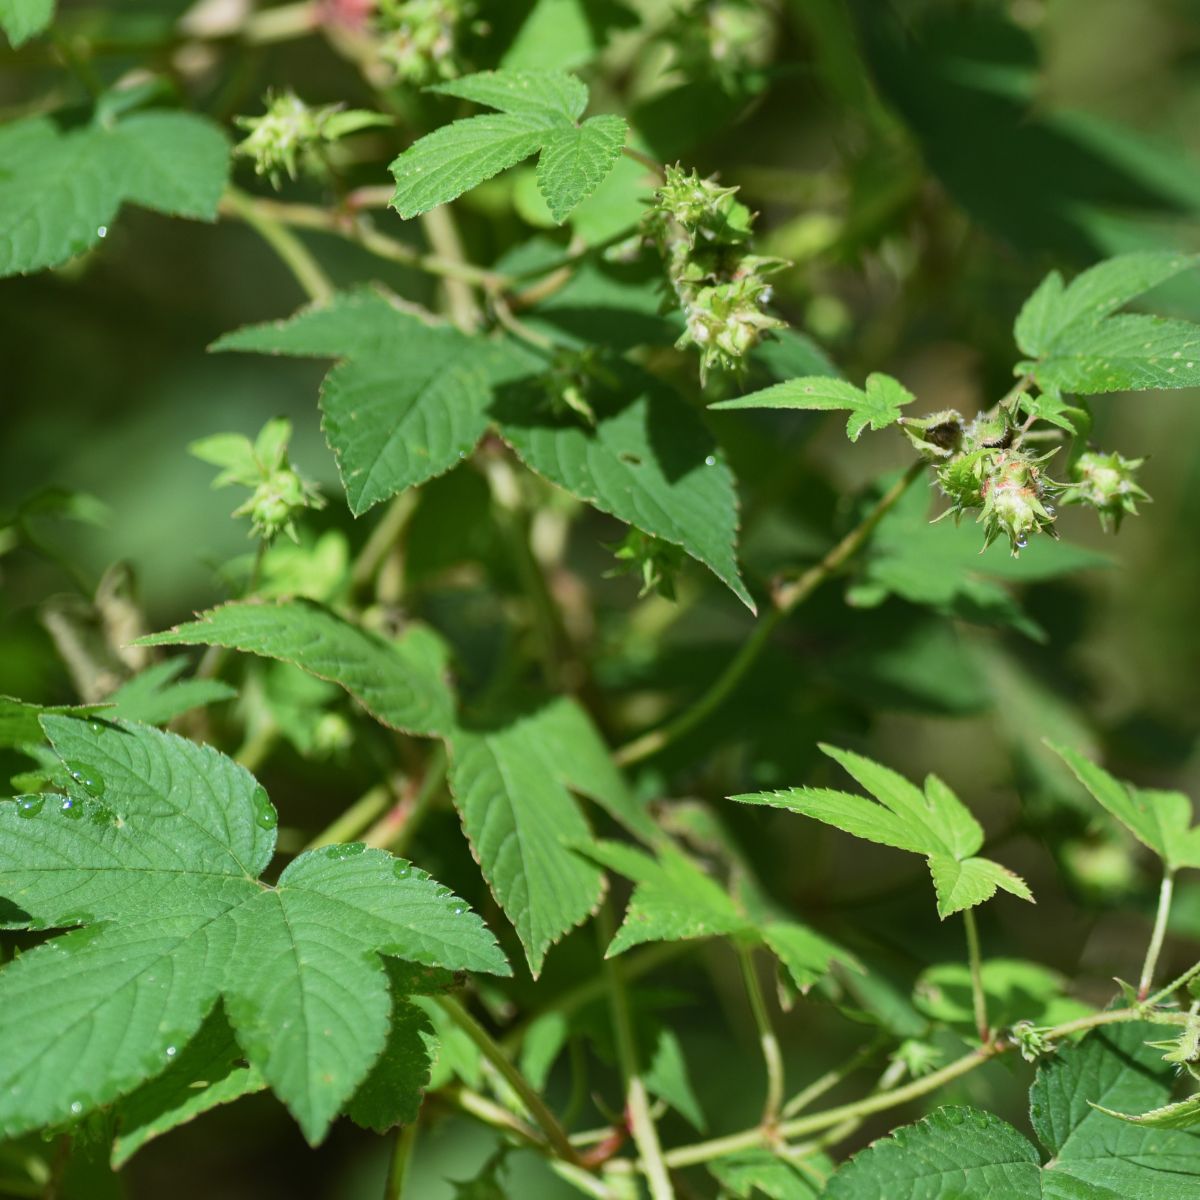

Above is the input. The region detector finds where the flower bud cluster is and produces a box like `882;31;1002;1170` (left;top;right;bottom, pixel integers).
375;0;479;85
235;92;392;188
606;529;684;601
1060;449;1148;532
644;165;787;381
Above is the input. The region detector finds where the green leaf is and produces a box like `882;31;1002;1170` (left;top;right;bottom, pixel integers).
913;959;1091;1033
0;0;53;46
709;1148;827;1198
502;0;635;72
644;1025;706;1131
1093;1094;1200;1130
496;361;753;609
710;373;913;441
826;1022;1200;1197
1013;253;1200;395
0;112;229;277
111;1007;264;1168
390;69;626;222
1046;743;1200;872
577;840;850;989
535;114;628;223
213;290;535;515
106;660;236;726
734;745;1032;918
138;599;456;738
1015;252;1198;358
0;716;507;1144
0;696;106;749
447;704;608;976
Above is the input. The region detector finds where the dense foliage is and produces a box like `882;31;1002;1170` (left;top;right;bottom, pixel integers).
5;1;1200;1197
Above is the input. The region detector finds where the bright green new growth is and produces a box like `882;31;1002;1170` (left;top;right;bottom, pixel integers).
0;111;229;277
389;69;628;222
734;745;1033;918
1047;742;1200;871
710;373;914;442
824;1022;1200;1197
577;840;854;990
0;0;53;46
0;715;507;1147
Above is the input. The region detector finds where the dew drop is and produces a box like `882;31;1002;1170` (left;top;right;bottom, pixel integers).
392;862;411;879
704;455;716;466
16;795;44;819
252;784;278;830
69;1100;83;1115
165;1045;177;1059
453;906;464;916
60;796;82;818
1015;535;1028;549
63;760;105;797
96;226;107;239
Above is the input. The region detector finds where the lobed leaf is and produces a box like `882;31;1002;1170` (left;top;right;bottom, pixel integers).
536;114;628;223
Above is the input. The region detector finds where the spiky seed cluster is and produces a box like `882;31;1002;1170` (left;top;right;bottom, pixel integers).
375;0;478;85
644;165;787;382
1010;1021;1055;1063
977;450;1059;553
1060;449;1149;532
606;529;685;601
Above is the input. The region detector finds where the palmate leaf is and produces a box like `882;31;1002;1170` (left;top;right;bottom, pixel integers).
1047;742;1200;872
138;599;456;738
576;840;852;990
389;69;627;223
734;745;1032;918
825;1022;1200;1198
0;716;507;1145
1014;252;1200;395
212;290;536;516
710;373;914;441
0;0;53;46
106;659;236;726
0;111;229;277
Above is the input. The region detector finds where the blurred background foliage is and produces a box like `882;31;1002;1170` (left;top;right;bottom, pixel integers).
4;0;1200;1196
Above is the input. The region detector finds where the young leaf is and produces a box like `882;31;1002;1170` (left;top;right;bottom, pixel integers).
826;1021;1200;1197
709;1148;828;1199
0;0;53;46
138;599;456;738
710;373;914;441
496;361;753;610
447;704;611;976
105;659;236;726
577;840;852;990
0;112;229;277
389;69;627;223
1013;252;1200;395
1046;742;1200;871
0;716;508;1144
213;290;536;515
734;745;1032;918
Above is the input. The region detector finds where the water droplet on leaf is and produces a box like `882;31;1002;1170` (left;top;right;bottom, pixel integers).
16;796;44;819
251;784;278;830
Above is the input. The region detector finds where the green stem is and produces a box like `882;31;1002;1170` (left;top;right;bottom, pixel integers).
599;914;675;1200
436;995;584;1167
737;944;784;1126
221;188;334;304
351;492;419;596
781;1034;886;1119
383;1122;417;1200
622;145;666;180
1140;870;1176;1000
366;746;447;857
1147;957;1200;1008
302;782;392;852
441;1084;544;1149
419;206;481;331
963;907;988;1043
615;460;925;767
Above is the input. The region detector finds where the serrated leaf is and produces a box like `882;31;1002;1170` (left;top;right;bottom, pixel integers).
536;114;628;223
0;0;53;46
826;1022;1200;1197
1046;742;1200;872
390;70;622;221
1012;253;1200;395
0;112;229;277
495;361;753;609
111;1006;264;1168
447;705;607;976
106;659;236;725
710;1148;828;1198
213;290;535;515
138;599;456;738
734;745;1032;918
1094;1094;1200;1130
577;841;849;989
0;695;106;748
1015;252;1198;358
0;716;507;1145
710;373;913;441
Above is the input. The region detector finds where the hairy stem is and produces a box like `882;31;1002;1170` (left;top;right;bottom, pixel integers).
220;188;334;303
600;909;675;1200
1140;870;1176;1000
963;907;989;1042
737;944;784;1126
436;995;584;1167
1147;958;1200;1008
615;460;925;767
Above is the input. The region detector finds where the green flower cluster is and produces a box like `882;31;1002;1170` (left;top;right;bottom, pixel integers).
375;0;479;85
644;165;786;381
1060;449;1149;532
